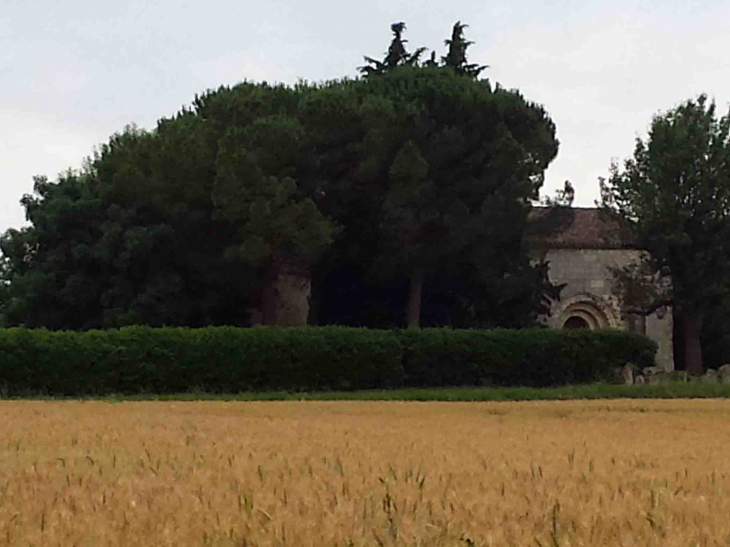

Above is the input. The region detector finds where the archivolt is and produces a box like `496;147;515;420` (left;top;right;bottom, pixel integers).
556;293;619;330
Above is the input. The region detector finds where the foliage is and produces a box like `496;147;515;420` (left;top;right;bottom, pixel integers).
210;93;339;283
360;21;488;79
607;259;670;316
199;83;341;271
540;180;575;207
0;173;107;329
442;21;489;78
359;22;428;77
0;82;350;328
698;298;730;370
1;21;560;331
0;327;655;396
395;328;655;388
0;121;255;329
601;94;730;374
355;66;559;325
0;326;406;395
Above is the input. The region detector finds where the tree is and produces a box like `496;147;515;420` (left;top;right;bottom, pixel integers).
357;67;559;327
0;81;353;330
0;173;108;329
1;22;559;332
442;21;488;79
0;121;257;329
359;22;427;77
601;95;730;375
212;116;338;325
540;180;575;207
360;21;488;79
199;82;345;325
346;22;558;329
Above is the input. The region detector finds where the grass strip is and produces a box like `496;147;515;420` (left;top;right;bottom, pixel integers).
2;381;730;402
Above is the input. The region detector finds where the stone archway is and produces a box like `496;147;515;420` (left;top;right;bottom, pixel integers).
563;316;590;329
554;293;619;331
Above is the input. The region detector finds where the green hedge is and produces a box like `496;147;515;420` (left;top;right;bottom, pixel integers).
0;326;656;396
396;328;656;387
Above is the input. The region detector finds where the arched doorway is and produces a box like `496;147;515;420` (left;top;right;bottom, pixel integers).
563;316;590;329
555;294;618;331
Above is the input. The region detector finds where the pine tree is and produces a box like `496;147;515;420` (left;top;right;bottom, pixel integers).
442;21;488;79
359;22;427;77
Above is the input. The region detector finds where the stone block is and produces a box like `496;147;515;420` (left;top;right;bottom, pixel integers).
718;364;730;381
622;363;634;386
702;369;719;383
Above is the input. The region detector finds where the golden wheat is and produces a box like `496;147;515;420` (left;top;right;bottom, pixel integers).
0;399;729;546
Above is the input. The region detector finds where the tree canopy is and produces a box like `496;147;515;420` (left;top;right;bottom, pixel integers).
0;21;561;331
0;121;256;329
354;66;558;326
359;22;428;77
601;94;730;374
359;21;487;79
442;21;488;79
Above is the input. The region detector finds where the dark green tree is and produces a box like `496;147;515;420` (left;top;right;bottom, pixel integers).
0;121;256;329
211;115;338;325
197;82;346;325
699;297;730;370
0;82;351;330
442;21;488;79
359;22;428;77
0;173;107;329
601;95;730;375
356;67;559;327
1;22;560;333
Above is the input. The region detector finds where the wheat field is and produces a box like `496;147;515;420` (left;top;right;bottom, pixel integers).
1;399;729;546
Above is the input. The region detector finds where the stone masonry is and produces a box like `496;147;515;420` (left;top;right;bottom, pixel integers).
529;208;674;371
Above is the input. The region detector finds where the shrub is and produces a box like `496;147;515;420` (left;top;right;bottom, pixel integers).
0;326;405;396
395;328;656;387
0;326;655;396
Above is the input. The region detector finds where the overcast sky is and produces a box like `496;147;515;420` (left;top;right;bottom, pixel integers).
2;0;729;231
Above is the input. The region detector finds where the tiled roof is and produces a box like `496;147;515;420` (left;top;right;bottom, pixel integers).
527;207;639;249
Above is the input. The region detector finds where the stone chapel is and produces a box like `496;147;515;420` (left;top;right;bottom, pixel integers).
528;207;674;371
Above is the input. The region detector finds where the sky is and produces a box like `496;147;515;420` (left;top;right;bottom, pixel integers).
2;0;729;232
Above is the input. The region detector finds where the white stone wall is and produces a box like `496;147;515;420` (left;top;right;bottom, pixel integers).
536;248;674;371
645;310;674;371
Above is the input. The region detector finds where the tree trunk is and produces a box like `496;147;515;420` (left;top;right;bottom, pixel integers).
407;267;424;329
260;264;312;326
682;308;704;376
260;276;279;326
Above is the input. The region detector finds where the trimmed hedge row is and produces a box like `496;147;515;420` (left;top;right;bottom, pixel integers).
0;326;656;396
397;328;656;387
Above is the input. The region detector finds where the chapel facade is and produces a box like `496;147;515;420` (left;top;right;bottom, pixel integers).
529;207;674;371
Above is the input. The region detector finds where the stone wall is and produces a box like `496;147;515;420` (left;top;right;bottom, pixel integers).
536;248;674;371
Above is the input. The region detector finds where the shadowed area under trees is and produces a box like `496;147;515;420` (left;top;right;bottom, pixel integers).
0;21;561;331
